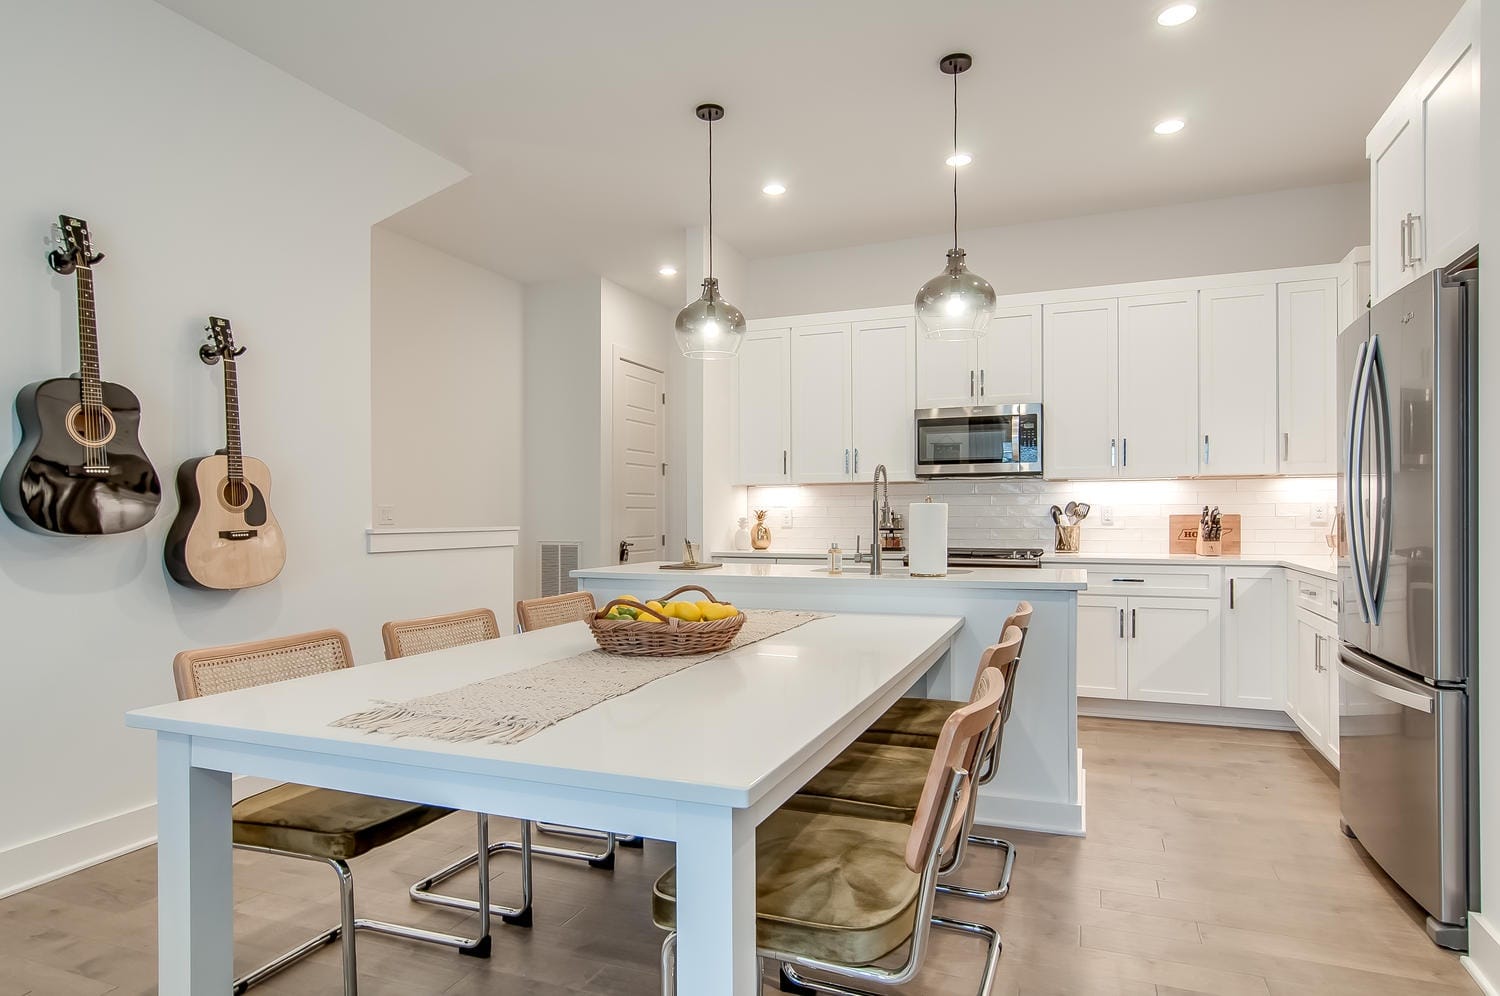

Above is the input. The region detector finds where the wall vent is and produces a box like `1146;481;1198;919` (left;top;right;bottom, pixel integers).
539;541;581;597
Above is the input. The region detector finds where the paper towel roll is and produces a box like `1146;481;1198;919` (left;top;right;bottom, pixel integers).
907;501;948;577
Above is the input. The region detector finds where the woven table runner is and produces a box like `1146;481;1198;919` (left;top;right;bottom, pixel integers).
331;609;827;746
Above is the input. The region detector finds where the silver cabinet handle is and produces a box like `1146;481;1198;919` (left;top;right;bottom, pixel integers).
1118;608;1125;638
1112;577;1146;583
1130;608;1137;639
853;448;859;474
1399;216;1411;270
1406;212;1423;266
783;450;787;475
970;370;975;398
1282;431;1290;460
1122;437;1128;468
1203;434;1210;466
1229;577;1236;609
844;448;850;474
1110;438;1117;468
1314;635;1321;673
979;369;985;396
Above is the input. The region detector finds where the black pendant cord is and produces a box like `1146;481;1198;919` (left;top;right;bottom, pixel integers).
952;68;959;253
707;115;715;280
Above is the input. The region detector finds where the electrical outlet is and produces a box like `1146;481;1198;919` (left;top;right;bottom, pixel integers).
1310;504;1330;525
1099;506;1115;526
779;508;793;529
376;504;396;526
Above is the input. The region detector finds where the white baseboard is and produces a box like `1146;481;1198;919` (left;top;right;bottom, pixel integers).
1079;697;1298;731
0;776;278;900
974;748;1087;837
1464;912;1500;995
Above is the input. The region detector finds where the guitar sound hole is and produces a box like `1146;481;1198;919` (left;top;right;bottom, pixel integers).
221;479;251;509
64;403;118;447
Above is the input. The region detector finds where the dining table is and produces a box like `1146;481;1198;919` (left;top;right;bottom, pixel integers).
127;610;965;995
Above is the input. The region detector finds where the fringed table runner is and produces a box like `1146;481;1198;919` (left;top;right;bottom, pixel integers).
331;610;827;746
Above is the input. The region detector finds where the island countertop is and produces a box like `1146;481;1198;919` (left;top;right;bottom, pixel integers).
573;560;1089;591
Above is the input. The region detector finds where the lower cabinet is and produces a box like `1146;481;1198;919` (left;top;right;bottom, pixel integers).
1221;567;1286;710
1288;601;1340;767
1076;592;1221;705
1077;595;1128;698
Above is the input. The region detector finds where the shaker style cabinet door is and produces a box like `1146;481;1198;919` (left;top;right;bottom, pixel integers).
1125;597;1222;706
915;335;978;408
1368;114;1422;305
1076;595;1129;699
1042;299;1118;480
851;319;916;481
1198;285;1278;477
734;328;792;484
975;305;1043;403
1221;568;1285;711
1117;292;1199;480
1277;279;1339;475
1418;13;1479;275
790;323;853;483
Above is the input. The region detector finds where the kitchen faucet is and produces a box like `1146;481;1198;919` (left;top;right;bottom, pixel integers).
870;464;890;575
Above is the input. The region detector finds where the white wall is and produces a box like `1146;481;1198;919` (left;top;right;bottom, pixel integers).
0;1;508;897
371;227;523;529
746;181;1369;318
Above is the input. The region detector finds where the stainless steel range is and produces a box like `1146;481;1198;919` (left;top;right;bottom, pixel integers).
945;547;1046;568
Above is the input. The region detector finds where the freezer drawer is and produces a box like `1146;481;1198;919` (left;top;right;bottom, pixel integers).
1338;646;1468;932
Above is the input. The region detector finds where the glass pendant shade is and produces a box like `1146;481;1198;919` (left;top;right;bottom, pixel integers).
915;248;996;340
675;277;746;358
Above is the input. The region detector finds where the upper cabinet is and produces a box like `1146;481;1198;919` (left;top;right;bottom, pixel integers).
1117;292;1198;479
1367;0;1479;304
789;323;854;484
1277;279;1339;475
733;328;792;485
851;318;916;480
915;305;1041;408
1199;285;1278;476
1042;299;1118;479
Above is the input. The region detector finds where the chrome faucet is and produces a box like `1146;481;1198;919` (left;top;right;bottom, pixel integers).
871;464;890;575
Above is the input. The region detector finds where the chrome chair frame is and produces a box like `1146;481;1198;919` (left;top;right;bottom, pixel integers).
658;766;1001;996
409;813;535;926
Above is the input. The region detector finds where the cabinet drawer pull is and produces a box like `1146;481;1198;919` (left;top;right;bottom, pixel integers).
1229;577;1236;609
1112;577;1146;583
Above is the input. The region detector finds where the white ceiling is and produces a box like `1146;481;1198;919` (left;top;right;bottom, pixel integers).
158;0;1460;307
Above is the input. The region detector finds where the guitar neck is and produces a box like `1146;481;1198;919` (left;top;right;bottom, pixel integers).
76;265;102;406
223;354;243;480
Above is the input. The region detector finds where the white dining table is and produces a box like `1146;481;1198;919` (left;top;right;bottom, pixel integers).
127;611;964;995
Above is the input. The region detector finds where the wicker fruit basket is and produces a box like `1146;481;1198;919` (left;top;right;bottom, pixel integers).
587;584;746;656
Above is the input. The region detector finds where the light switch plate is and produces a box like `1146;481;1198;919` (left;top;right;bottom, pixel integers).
376;504;396;526
779;508;793;529
1099;507;1115;526
1310;504;1330;525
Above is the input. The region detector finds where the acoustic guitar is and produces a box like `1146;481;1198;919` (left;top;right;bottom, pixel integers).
1;216;161;535
165;317;286;590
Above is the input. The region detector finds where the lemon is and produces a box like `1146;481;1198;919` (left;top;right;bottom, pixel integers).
621;594;641;603
674;602;702;623
645;600;667;617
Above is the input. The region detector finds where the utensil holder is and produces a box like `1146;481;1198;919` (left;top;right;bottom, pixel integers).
1055;524;1081;553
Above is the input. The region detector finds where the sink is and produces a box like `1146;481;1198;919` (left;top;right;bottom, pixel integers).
806;567;974;576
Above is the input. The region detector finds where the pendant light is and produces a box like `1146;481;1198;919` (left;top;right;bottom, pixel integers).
675;103;746;359
914;54;996;340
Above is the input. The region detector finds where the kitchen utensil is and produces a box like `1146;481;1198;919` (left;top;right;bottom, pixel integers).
1050;505;1063;525
1073;502;1091;521
1064;501;1079;523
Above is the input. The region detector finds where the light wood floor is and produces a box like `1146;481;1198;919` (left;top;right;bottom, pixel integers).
0;718;1480;995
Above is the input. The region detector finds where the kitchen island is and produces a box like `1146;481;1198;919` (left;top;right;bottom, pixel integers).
573;560;1090;835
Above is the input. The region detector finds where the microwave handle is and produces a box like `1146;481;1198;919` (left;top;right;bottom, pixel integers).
1011;412;1021;461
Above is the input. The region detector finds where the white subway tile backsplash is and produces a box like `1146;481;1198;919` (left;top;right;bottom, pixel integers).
744;477;1337;557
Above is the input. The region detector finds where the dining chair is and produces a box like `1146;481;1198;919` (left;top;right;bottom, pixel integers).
173;629;492;996
653;668;1005;996
511;591;643;865
382;608;536;929
858;600;1033;901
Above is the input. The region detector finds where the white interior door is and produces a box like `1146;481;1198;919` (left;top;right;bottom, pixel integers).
734;328;791;484
612;356;665;565
1126;596;1222;706
1118;292;1199;479
1077;595;1129;699
1199;285;1278;476
852;318;916;481
1042;299;1118;479
790;323;853;483
1277;279;1339;475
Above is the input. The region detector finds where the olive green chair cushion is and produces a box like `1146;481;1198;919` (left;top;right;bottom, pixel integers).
232;783;453;861
858;696;963;749
784;741;931;823
652;808;919;966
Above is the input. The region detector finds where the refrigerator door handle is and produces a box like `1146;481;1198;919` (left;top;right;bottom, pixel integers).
1345;338;1375;623
1366;334;1394;621
1339;647;1434;714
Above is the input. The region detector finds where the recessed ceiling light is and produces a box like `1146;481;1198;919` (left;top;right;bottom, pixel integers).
946;152;973;167
658;264;678;277
1157;3;1197;27
762;181;787;196
1153;118;1186;135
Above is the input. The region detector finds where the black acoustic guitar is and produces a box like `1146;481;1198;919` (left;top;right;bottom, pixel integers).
1;216;161;535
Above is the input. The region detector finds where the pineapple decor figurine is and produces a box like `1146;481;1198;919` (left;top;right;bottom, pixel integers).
750;509;772;550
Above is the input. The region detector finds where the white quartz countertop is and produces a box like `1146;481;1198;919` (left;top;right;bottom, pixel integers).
576;560;1089;591
1042;551;1338;580
710;549;827;559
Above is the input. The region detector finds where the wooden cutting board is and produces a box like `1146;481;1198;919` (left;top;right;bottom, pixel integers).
1169;514;1241;555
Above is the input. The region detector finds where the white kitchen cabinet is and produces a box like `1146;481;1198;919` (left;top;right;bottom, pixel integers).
915;305;1041;407
1336;246;1371;334
1117;292;1199;479
1277;279;1339;475
790;323;853;484
733;327;792;484
851;319;916;481
1221;567;1285;711
1076;595;1128;699
1042;299;1118;479
1126;596;1222;706
1198;285;1278;476
1369;114;1422;306
1286;570;1340;767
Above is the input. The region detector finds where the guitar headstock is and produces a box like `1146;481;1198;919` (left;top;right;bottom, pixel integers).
200;316;246;365
48;215;104;274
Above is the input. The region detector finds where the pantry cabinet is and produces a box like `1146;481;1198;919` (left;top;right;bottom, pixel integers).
1221;567;1286;711
733;327;792;484
1041;299;1118;479
1277;279;1339;475
915;305;1041;407
790;323;853;484
1198;285;1278;476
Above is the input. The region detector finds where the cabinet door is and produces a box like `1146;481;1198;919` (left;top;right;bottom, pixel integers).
1077;595;1128;699
852;319;917;481
1369;114;1422;304
734;328;791;484
1042;299;1118;479
915;335;977;408
1126;597;1222;706
1419;21;1479;274
976;305;1042;403
1199;285;1278;476
1117;292;1198;479
1277;279;1339;475
790;323;853;483
1222;568;1285;710
1291;611;1330;745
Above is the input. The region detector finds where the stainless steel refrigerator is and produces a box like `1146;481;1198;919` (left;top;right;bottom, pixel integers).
1336;250;1477;950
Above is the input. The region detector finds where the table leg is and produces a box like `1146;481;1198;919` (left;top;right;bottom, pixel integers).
155;732;233;995
674;803;758;994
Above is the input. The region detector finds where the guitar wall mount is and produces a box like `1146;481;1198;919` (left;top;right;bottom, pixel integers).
47;225;104;276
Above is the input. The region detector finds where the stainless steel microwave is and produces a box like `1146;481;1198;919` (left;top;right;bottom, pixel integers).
913;404;1043;477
